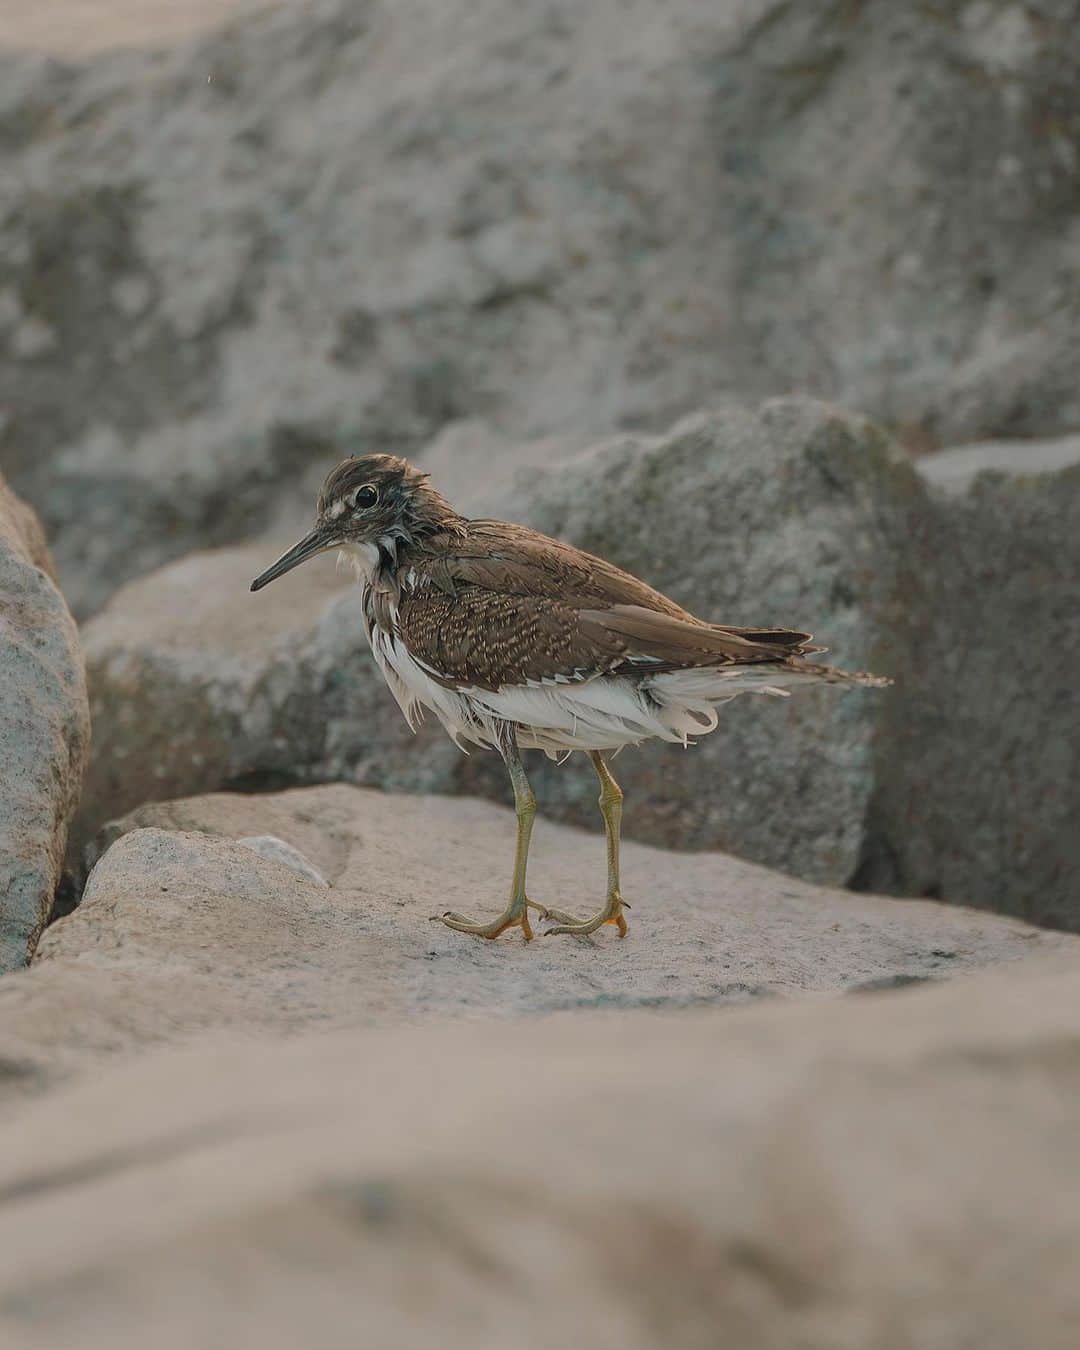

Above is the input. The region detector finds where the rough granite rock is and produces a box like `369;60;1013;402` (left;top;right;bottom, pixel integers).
3;0;1079;614
236;834;330;886
6;782;1072;1101
857;437;1080;929
0;474;89;971
77;401;919;889
2;957;1080;1348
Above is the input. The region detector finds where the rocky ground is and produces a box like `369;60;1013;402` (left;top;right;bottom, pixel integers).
1;1;1079;1345
2;776;1077;1345
5;782;1071;1104
3;956;1080;1348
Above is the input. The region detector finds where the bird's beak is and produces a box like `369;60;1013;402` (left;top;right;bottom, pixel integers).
249;525;339;592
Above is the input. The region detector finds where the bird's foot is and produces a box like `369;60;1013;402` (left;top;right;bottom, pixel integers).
429;897;547;941
543;892;629;939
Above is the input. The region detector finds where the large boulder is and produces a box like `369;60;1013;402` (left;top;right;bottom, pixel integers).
3;0;1078;615
2;953;1080;1347
858;435;1080;930
0;475;89;971
5;782;1070;1102
77;400;918;889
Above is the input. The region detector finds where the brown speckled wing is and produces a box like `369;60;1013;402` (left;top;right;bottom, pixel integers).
395;586;631;691
394;523;818;690
417;521;696;615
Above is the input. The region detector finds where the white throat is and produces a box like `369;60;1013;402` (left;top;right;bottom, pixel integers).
337;541;381;585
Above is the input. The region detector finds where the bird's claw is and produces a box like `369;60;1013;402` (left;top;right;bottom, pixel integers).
542;895;629;939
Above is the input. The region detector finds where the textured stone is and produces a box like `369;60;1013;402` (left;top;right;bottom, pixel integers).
2;954;1080;1349
856;438;1080;929
7;781;1070;1101
0;474;89;971
3;0;1078;615
916;432;1080;494
77;400;918;889
236;834;329;886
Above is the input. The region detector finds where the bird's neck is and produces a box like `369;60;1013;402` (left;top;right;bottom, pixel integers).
341;517;468;591
402;483;468;545
338;540;384;588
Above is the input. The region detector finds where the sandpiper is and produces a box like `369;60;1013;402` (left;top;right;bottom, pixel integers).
251;454;889;941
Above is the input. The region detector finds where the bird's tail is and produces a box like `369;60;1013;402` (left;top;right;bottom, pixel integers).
643;657;892;745
778;659;893;690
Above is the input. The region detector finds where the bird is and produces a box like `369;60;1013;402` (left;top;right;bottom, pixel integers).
250;453;890;942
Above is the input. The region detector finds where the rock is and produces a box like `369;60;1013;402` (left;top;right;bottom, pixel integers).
237;835;330;886
7;781;1072;1100
7;0;274;55
856;438;1080;930
916;432;1080;495
0;474;89;971
468;402;921;889
77;400;918;889
3;1;1079;615
2;951;1080;1347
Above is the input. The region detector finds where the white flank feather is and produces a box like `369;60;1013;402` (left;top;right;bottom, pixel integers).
360;585;864;758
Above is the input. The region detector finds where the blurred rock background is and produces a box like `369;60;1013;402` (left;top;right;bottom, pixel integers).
4;0;1080;611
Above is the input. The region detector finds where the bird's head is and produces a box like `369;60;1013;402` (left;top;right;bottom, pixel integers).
250;453;460;592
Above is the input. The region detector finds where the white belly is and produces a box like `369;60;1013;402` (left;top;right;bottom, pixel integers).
364;607;796;759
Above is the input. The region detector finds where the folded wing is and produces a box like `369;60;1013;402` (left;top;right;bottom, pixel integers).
397;525;820;690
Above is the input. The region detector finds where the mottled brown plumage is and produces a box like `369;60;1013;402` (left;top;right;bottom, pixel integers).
250;452;890;943
393;523;823;692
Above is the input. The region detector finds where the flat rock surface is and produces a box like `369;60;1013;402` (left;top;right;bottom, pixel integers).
0;475;89;971
1;956;1079;1349
5;784;1072;1103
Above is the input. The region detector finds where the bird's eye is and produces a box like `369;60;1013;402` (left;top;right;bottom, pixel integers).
352;484;378;510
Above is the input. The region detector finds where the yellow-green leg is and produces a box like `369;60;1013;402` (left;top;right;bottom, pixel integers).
431;732;548;941
544;751;629;938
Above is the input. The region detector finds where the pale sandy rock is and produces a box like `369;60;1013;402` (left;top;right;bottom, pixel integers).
1;956;1079;1348
237;834;330;886
7;782;1072;1103
0;474;89;971
2;0;1078;613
